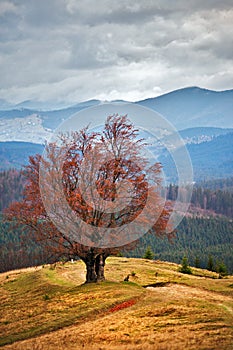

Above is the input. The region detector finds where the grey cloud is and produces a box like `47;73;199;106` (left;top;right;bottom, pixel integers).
0;0;232;104
0;1;18;16
64;0;233;25
21;0;70;28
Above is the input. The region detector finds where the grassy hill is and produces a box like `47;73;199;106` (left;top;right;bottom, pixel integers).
0;258;232;350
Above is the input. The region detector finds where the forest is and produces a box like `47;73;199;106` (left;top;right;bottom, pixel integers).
126;216;233;274
1;170;233;215
167;182;233;217
0;169;233;273
0;169;24;212
1;214;232;273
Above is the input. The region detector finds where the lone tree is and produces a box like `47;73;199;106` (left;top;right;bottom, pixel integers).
194;256;200;268
5;115;172;283
143;246;154;260
179;256;192;274
216;261;228;277
207;255;214;272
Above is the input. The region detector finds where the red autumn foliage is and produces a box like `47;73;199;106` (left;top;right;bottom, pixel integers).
109;299;136;313
4;115;173;283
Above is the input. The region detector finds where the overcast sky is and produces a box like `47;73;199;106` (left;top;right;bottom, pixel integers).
0;0;233;104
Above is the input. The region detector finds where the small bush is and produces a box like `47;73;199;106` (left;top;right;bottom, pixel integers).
143;246;154;260
49;263;56;270
194;256;200;268
117;252;123;257
43;294;50;301
216;261;228;276
207;255;214;272
179;256;192;275
59;257;68;265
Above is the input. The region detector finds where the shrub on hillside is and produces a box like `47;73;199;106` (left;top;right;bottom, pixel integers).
179;256;192;274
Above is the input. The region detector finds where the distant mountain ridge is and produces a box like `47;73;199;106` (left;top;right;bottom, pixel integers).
179;126;233;144
0;142;43;171
1;86;233;130
159;131;233;181
0;86;233;144
1;131;233;181
136;87;233;130
0;86;233;180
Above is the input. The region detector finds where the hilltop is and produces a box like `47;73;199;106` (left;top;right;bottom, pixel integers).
0;257;232;350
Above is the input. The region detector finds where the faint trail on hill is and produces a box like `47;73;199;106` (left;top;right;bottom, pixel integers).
219;304;233;315
146;283;233;304
60;267;86;285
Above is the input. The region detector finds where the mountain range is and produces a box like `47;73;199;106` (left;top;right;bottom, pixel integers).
0;86;232;181
136;86;233;130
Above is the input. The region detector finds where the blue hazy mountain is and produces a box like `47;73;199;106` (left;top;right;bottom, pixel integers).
0;99;14;110
179;127;233;144
1;131;232;181
0;142;44;171
159;132;233;182
0;100;101;129
0;87;233;179
136;87;233;130
1;86;233;130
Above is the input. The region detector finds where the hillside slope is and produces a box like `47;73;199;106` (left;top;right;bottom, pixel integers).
1;258;233;350
159;132;233;181
0;142;43;171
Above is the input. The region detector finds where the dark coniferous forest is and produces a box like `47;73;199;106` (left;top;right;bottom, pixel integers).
0;169;24;212
167;181;233;218
0;170;233;273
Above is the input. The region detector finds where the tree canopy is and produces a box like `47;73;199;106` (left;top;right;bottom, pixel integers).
5;115;171;282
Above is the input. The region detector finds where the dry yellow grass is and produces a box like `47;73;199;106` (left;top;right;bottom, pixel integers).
1;258;233;350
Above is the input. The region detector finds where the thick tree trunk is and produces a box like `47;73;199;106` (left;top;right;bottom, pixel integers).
84;249;97;283
95;254;106;281
83;250;107;283
85;259;97;283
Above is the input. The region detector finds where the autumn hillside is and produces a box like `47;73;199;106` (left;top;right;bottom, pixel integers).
0;257;233;350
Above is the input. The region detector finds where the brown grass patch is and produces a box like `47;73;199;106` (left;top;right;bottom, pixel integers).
1;258;233;350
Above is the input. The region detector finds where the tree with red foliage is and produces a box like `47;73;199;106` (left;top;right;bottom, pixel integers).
5;115;172;283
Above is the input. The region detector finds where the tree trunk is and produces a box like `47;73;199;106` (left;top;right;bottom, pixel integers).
84;249;97;283
95;254;106;281
85;259;97;283
83;250;107;283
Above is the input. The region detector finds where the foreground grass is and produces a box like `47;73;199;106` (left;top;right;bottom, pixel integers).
0;258;233;349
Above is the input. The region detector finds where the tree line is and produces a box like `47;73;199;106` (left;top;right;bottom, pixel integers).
0;215;57;272
197;177;233;192
2;171;233;218
167;184;233;218
124;216;233;274
1;215;232;274
0;169;24;212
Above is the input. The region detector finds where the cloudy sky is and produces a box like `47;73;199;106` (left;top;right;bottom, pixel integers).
0;0;233;104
